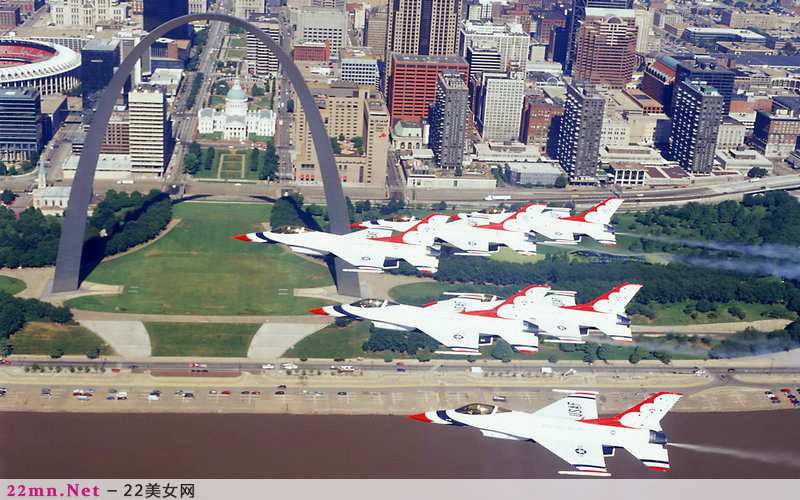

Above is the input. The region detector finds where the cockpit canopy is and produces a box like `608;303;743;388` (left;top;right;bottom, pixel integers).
478;208;505;214
351;298;397;308
272;226;313;234
386;214;415;222
454;403;510;415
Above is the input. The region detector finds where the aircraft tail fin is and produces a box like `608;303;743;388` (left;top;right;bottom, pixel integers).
583;283;642;315
561;198;623;225
372;213;450;245
587;392;682;431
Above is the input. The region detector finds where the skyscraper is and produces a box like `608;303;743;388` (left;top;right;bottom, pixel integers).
479;73;525;142
247;13;281;76
143;0;190;40
429;71;468;170
557;82;605;182
81;38;121;114
297;6;348;57
669;81;723;174
573;8;638;89
387;54;468;121
0;87;43;162
672;59;735;115
129;84;167;175
566;0;633;73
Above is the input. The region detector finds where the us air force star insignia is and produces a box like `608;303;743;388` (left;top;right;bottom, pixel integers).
454;334;464;340
575;447;587;456
558;325;567;330
361;256;370;261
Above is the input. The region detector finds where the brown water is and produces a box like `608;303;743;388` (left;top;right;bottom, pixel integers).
1;411;798;478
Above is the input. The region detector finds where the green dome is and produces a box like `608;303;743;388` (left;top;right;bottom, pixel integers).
226;80;247;101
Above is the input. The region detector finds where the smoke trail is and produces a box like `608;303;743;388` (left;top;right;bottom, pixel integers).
676;255;800;280
559;333;711;357
668;442;800;469
618;233;800;263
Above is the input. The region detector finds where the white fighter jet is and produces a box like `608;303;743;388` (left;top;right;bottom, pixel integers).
408;390;683;477
521;197;624;245
230;214;450;274
306;285;552;355
350;214;422;233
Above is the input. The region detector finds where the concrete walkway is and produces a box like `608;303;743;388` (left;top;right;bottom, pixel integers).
80;320;152;358
247;318;333;360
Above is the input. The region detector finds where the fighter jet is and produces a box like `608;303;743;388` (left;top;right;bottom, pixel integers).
307;285;550;355
350;214;422;233
408;390;683;477
520;197;624;245
231;214;450;274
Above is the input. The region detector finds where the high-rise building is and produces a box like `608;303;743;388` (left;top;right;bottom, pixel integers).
384;0;462;90
247;13;281;76
235;0;265;19
429;71;468;170
365;7;388;60
458;20;530;72
81;38;121;113
297;6;348;57
672;59;735;115
566;0;633;73
51;0;128;27
340;48;380;88
143;0;189;40
573;8;638;89
641;54;678;107
536;10;568;45
479;73;525;142
128;84;167;175
387;54;469;122
0;87;43;162
669;81;723;174
466;46;502;80
557;82;604;182
292;82;389;186
521;95;564;157
188;0;207;13
633;6;653;53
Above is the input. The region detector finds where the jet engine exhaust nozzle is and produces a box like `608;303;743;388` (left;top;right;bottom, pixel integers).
649;430;667;445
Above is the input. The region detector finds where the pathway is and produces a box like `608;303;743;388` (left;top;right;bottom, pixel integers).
80;320;152;358
247;319;333;360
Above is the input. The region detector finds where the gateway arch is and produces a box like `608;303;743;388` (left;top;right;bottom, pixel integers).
52;13;360;297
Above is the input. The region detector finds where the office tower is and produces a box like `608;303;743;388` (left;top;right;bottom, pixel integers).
641;54;678;106
143;0;190;40
753;98;800;158
429;71;468;170
537;11;568;45
340;48;380;88
466;46;502;80
235;0;265;19
386;0;461;59
188;0;207;13
247;13;281;76
364;7;388;60
669;81;723;174
297;6;348;57
458;20;530;71
128;85;167;175
521;95;564;156
557;82;604;182
81;38;121;113
573;8;638;89
310;0;344;7
672;59;735;115
479;73;525;142
0;87;43;161
566;0;633;73
387;54;469;121
633;6;653;53
292;82;389;186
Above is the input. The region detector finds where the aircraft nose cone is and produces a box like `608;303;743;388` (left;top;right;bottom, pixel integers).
231;234;251;241
349;223;366;228
406;413;433;423
306;307;329;316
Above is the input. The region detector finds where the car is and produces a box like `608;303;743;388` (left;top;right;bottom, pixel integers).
793;400;800;407
262;364;275;370
772;399;781;404
277;385;286;389
221;390;231;395
492;395;508;402
174;390;184;396
397;368;406;372
183;393;194;398
338;391;347;396
108;389;118;394
208;390;217;395
241;391;250;395
41;388;51;396
275;390;285;395
1;360;9;365
396;362;404;366
298;390;308;395
314;391;323;396
727;368;736;373
765;391;774;395
128;365;139;369
781;388;791;392
151;390;161;396
0;388;7;396
251;391;261;395
106;396;115;400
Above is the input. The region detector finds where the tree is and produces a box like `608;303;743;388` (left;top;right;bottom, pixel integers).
286;99;294;112
0;162;6;175
0;338;10;356
86;347;100;359
431;201;447;211
417;350;432;362
251;84;264;97
629;347;644;364
48;344;64;359
330;137;342;154
455;165;462;177
338;133;345;141
596;344;613;361
183;153;200;175
0;190;15;205
652;350;673;364
582;345;597;364
491;339;513;362
63;84;82;97
548;353;559;363
748;167;768;178
554;174;567;188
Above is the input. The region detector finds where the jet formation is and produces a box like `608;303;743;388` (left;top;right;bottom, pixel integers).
308;283;642;355
407;390;683;477
232;198;624;272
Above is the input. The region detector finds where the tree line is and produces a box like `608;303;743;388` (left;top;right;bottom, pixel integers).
0;206;61;269
0;291;72;355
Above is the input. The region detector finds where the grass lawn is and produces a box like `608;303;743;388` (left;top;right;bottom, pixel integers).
0;275;25;295
197;131;223;140
146;322;260;357
208;96;225;109
229;37;247;48
389;282;517;305
9;322;113;356
251;96;273;110
226;49;246;59
65;202;335;315
284;321;372;360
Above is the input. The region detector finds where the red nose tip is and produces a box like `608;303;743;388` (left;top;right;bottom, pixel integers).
306;308;329;316
349;223;366;228
407;413;433;423
231;234;251;241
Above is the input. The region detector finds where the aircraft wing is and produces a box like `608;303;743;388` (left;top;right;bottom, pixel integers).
415;316;481;355
534;391;599;420
527;218;580;243
333;243;394;272
344;228;394;239
529;314;583;342
530;431;609;476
